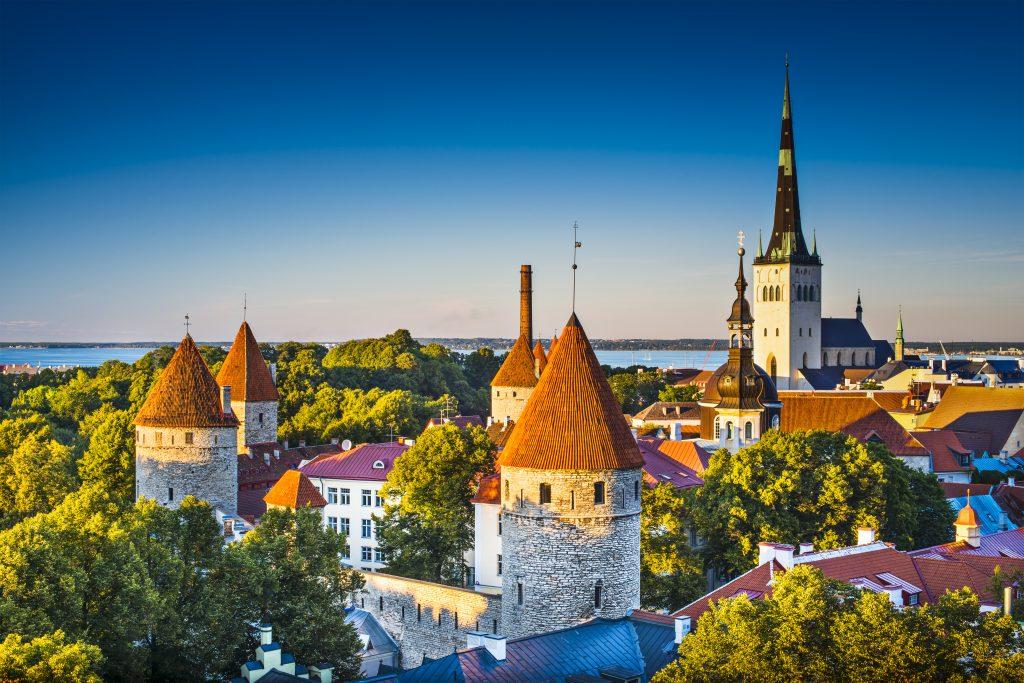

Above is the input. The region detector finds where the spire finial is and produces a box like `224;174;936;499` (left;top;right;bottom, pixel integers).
785;53;789;69
243;292;247;322
184;313;191;337
757;228;763;258
812;228;817;255
571;221;582;312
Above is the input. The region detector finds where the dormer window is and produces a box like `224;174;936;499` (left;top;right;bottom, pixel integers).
372;460;385;469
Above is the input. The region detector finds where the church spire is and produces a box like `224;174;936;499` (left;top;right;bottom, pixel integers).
894;306;905;362
856;290;863;322
757;59;816;265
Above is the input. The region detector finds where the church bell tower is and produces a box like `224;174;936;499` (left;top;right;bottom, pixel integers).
753;60;822;390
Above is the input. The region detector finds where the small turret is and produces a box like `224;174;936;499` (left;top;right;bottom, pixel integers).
894;306;905;362
218;321;279;453
954;492;981;548
856;291;863;322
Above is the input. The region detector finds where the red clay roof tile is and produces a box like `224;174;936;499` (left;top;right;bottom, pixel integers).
491;334;540;388
262;469;327;508
216;322;279;402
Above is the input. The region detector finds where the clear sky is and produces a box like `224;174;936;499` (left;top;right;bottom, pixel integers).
1;0;1022;343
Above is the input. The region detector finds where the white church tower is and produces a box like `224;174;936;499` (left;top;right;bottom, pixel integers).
753;61;822;390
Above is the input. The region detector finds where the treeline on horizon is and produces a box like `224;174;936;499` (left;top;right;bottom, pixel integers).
4;339;1022;354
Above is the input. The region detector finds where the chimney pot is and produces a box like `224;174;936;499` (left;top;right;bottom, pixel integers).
1005;586;1014;617
674;616;691;643
483;634;506;661
465;631;487;649
799;542;814;555
671;422;682;441
857;527;876;546
259;623;272;646
221;385;232;413
519;265;533;345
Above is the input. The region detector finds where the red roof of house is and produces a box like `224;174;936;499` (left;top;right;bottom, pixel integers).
778;393;927;456
471;473;501;504
636;440;704;489
912;527;1024;559
650;438;711;475
238;442;343;488
216;321;279;402
912;429;973;472
263;469;328;509
301;442;409;481
424;415;485;430
993;483;1024;526
135;335;239;428
486;419;516;448
499;313;645;471
939;482;994;499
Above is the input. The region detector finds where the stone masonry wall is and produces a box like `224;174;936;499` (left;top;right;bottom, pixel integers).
500;466;641;638
355;571;503;668
231;399;278;453
135;425;238;513
490;385;533;424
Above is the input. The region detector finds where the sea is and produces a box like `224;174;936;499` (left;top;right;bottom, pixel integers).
0;346;731;371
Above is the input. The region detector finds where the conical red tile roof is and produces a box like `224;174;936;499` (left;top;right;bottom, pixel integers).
500;313;644;471
263;470;327;509
216;322;279;402
135;335;239;428
491;334;539;387
532;340;547;375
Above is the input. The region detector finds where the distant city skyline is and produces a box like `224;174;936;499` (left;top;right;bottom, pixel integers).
1;1;1022;343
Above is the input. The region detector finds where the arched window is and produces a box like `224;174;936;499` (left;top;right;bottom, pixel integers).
768;287;774;302
764;328;768;337
539;483;551;504
802;352;808;367
731;334;737;348
762;286;768;302
808;285;815;301
769;356;777;383
823;351;829;365
593;482;605;505
726;422;734;440
837;351;844;366
594;580;603;609
775;285;782;301
775;328;780;337
744;422;753;440
797;286;803;302
852;351;859;367
714;417;721;439
771;415;780;429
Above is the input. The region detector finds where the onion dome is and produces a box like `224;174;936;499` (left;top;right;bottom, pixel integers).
491;334;540;387
532;340;548;376
955;495;980;527
500;313;644;471
216;321;279;402
135;335;239;428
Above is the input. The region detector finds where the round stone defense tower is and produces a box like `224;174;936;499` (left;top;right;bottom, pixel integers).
216;321;279;452
499;313;643;638
134;334;239;513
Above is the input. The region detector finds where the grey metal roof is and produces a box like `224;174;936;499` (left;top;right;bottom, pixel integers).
346;606;400;657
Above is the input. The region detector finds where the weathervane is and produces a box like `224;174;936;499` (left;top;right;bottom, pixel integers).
184;313;190;336
572;221;582;312
737;230;746;255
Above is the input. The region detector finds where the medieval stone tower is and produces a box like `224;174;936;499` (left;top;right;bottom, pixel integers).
490;265;542;424
498;313;643;638
216;321;279;453
134;334;239;513
753;62;822;390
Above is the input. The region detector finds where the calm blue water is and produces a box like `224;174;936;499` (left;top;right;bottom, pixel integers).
1;346;731;370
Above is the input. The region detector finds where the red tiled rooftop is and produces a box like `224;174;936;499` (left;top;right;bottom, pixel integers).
263;469;327;509
779;393;927;456
216;321;279;402
912;429;973;472
471;473;501;504
301;441;409;481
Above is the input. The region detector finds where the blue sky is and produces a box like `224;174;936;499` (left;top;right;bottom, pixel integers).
1;0;1021;342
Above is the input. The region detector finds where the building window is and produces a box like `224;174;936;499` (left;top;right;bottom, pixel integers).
802;352;808;368
340;488;350;505
492;619;498;634
374;548;385;563
726;422;734;440
504;480;509;500
809;328;812;337
168;487;174;501
170;434;174;445
908;593;919;606
375;492;384;507
594;482;606;505
775;285;781;301
497;554;503;575
763;328;767;337
155;432;163;445
258;412;264;424
594;580;603;609
417;604;422;622
539;483;551;504
519;489;524;509
327;487;339;504
772;415;780;429
745;422;753;440
342;544;350;559
714;417;721;439
498;517;502;535
361;519;372;539
379;596;384;611
327;516;339;532
634;480;640;501
517;581;524;606
339;517;350;535
362;490;372;506
361;546;372;562
762;286;768;301
775;328;779;336
184;432;193;445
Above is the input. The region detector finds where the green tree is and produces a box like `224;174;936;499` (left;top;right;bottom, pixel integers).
608;370;663;413
659;384;702;402
376;423;495;584
78;410;136;508
236;507;364;680
0;630;104;683
640;484;705;611
0;433;77;522
689;430;953;575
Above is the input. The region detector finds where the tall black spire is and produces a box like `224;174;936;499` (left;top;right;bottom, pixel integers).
756;59;818;265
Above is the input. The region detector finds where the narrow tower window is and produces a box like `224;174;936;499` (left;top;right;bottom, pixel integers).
184;432;193;445
634;480;640;501
168;487;174;501
593;482;605;505
517;581;524;606
714;417;721;439
594;580;603;609
539;483;551;504
745;422;753;440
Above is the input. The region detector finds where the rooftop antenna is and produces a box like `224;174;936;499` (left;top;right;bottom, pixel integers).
184;313;191;337
571;221;582;312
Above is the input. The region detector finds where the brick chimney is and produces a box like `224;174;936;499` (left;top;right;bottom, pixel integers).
520;265;533;345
